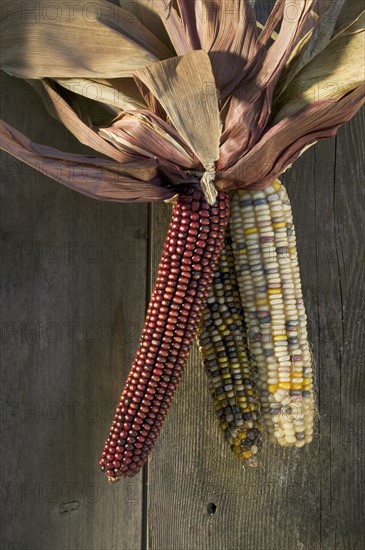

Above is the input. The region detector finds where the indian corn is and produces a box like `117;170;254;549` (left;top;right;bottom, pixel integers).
199;230;262;464
99;189;230;480
229;180;315;447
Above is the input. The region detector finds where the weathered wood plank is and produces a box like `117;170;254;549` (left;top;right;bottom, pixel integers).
0;2;364;547
0;73;147;550
147;110;364;549
332;110;365;549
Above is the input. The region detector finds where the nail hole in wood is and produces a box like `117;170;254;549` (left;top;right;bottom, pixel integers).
207;502;217;516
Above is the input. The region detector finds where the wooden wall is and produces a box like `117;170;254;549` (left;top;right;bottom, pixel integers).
1;11;364;550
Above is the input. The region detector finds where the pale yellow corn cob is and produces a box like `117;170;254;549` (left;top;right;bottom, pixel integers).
280;184;315;444
198;231;262;464
229;180;315;447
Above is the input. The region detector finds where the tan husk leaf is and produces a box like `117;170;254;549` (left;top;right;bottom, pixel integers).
272;18;365;122
134;50;221;170
29;79;137;162
119;0;174;50
275;0;346;96
0;0;172;79
55;78;147;112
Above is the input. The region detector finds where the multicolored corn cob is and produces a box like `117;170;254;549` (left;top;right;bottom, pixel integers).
229;180;315;447
279;183;315;445
99;189;230;480
198;229;262;465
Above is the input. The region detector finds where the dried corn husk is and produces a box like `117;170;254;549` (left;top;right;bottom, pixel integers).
55;78;147;112
0;120;174;202
0;0;172;79
275;0;347;93
216;86;365;191
273;15;365;121
334;1;365;35
0;0;363;201
135;50;220;169
119;0;173;50
99;112;196;168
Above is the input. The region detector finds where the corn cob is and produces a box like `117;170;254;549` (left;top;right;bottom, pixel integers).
198;230;262;465
279;183;315;444
230;180;315;447
99;189;230;480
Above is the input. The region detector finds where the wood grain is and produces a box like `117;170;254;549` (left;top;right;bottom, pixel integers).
0;73;148;550
146;115;364;550
1;6;364;548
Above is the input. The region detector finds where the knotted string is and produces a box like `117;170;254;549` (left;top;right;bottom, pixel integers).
164;162;218;205
200;162;217;205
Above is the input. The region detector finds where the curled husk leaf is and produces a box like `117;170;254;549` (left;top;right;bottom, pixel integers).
0;0;363;201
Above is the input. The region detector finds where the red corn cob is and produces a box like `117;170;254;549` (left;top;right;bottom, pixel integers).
99;188;230;480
